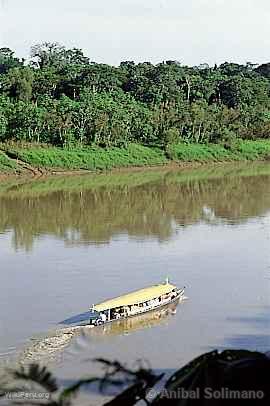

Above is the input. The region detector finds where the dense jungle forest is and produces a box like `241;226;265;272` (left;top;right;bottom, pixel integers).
0;43;270;148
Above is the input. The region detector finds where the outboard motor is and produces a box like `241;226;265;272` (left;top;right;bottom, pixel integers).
89;310;101;325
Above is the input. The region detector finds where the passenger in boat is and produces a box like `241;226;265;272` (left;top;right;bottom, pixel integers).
130;305;137;315
100;313;107;323
153;298;159;306
149;299;155;307
112;308;121;319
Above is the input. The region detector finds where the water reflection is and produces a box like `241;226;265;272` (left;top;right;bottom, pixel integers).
86;300;179;338
1;164;270;251
19;301;180;365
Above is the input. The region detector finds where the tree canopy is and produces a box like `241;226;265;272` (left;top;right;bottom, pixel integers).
0;42;269;147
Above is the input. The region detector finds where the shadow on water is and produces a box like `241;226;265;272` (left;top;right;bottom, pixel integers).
59;311;93;326
19;301;180;365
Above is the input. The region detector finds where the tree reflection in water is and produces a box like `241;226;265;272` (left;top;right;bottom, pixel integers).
1;164;270;251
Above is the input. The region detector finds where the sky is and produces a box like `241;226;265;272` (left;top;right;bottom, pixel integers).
0;0;270;66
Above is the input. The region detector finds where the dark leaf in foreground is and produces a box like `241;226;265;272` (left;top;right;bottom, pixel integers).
11;363;58;393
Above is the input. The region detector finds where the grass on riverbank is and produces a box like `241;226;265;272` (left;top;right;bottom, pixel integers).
0;151;18;173
3;143;167;170
1;140;270;174
166;140;270;162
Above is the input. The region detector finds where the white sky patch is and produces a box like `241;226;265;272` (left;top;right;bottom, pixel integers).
0;0;270;65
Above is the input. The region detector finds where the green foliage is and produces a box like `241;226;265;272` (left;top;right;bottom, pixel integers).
0;151;18;172
0;43;269;155
166;140;270;162
237;140;270;159
255;63;270;79
5;143;167;170
0;47;22;74
163;127;180;147
2;140;270;174
4;67;34;101
0;112;7;140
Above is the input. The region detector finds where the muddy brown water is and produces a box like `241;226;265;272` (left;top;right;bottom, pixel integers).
0;163;269;389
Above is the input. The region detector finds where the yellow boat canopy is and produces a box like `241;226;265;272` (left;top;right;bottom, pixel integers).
93;282;177;312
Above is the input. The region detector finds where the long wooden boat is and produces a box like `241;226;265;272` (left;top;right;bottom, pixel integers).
89;279;185;326
88;300;180;337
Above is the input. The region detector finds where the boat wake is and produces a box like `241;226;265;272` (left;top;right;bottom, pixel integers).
17;300;182;366
18;326;85;365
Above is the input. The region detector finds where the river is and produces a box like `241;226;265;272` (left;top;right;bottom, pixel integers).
0;164;269;399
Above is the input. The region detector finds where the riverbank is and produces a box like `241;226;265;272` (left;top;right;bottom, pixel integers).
1;162;270;199
0;140;270;177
